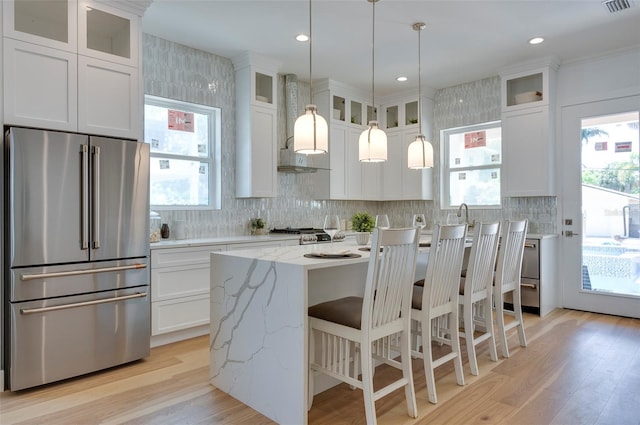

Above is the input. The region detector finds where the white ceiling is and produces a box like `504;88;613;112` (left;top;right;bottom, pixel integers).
142;0;640;97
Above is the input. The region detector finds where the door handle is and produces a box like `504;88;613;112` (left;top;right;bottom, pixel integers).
92;146;101;249
20;292;148;315
564;230;580;237
81;144;90;250
21;263;147;281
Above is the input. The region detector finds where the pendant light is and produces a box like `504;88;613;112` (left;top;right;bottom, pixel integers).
407;22;434;169
294;0;328;154
359;0;387;163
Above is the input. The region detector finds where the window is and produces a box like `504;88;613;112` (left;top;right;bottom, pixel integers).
441;121;502;208
144;95;221;209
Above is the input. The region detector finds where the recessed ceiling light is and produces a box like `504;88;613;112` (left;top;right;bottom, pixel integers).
296;34;309;42
528;37;544;45
397;76;408;82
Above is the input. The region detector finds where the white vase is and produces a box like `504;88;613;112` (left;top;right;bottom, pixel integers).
355;232;370;245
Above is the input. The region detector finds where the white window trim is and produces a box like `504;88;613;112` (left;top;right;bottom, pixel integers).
441;120;502;210
144;95;221;210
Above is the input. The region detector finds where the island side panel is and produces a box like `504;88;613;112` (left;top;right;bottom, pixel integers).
209;253;307;425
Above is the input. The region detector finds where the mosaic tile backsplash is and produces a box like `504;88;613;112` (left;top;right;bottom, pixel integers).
143;34;557;239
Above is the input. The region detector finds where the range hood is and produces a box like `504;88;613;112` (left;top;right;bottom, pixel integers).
278;144;319;173
277;74;324;173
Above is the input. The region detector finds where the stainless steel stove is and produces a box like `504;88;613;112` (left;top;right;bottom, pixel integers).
270;227;345;245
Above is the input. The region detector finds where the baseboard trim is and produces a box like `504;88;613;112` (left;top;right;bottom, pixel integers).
150;325;209;348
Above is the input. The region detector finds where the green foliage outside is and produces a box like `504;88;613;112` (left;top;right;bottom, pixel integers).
581;127;639;195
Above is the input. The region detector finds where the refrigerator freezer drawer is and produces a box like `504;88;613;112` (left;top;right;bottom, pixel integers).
10;258;148;302
8;287;150;391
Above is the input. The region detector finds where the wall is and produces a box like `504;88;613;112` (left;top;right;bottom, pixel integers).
143;34;556;237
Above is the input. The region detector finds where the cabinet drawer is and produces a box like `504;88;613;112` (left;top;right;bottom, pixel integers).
151;294;210;336
151;264;210;302
151;245;225;268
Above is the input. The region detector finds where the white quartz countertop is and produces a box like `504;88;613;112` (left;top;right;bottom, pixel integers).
212;237;434;270
149;234;299;249
150;231;556;250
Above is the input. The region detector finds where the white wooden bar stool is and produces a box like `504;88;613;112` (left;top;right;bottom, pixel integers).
411;223;467;404
458;221;501;376
308;227;420;425
494;219;529;358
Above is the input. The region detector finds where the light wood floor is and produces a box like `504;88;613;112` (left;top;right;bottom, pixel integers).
1;308;639;425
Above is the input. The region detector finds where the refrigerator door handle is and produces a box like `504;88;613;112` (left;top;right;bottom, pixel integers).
20;263;147;281
20;292;148;315
92;145;101;249
81;144;90;250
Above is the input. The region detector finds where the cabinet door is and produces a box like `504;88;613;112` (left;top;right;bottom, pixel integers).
329;124;348;199
382;131;402;200
78;56;139;139
77;0;138;67
3;39;77;131
2;0;77;53
503;106;554;196
402;129;433;200
346;128;363;199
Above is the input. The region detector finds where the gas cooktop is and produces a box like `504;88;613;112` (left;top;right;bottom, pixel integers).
270;228;345;244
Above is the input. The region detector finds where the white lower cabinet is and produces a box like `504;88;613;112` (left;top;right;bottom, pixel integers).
151;245;224;341
150;238;298;346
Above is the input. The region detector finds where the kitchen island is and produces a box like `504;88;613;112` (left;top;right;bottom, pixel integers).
209;238;429;424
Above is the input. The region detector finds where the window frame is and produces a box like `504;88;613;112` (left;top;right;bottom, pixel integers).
144;95;221;210
440;120;502;210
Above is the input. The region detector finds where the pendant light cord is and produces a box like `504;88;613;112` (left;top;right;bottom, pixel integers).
309;0;313;102
417;23;422;136
371;0;376;108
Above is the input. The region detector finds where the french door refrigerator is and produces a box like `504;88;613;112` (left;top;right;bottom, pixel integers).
3;127;150;391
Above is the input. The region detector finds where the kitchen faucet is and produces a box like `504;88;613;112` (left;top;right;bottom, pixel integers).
456;203;473;229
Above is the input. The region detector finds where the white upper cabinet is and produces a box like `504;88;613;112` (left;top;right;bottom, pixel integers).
312;79;376;200
233;52;279;198
3;0;77;52
78;0;138;67
2;0;143;139
500;59;558;197
380;93;433;200
3;38;78;131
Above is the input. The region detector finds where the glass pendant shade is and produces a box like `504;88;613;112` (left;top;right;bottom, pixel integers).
407;134;434;168
359;120;387;162
294;104;328;154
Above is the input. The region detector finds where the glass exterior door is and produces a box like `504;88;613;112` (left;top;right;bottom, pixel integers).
561;96;640;318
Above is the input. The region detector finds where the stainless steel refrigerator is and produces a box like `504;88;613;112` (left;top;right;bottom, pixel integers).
3;127;150;391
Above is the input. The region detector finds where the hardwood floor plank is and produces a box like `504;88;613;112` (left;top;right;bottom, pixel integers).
1;311;640;425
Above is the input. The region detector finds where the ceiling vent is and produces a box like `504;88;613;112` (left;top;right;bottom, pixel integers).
602;0;632;13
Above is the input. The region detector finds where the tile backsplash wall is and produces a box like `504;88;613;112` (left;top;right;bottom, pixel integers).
143;34;556;238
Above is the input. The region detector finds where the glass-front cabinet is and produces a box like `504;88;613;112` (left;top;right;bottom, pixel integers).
255;72;273;104
78;1;138;67
405;100;419;126
350;100;362;125
332;95;345;122
386;105;399;129
2;0;77;51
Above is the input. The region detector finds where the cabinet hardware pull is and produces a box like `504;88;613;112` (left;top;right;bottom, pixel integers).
20;292;148;315
21;263;147;281
520;283;537;289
